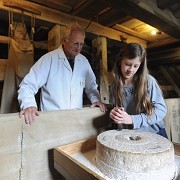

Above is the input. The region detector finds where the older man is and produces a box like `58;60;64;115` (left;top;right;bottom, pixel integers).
18;22;106;124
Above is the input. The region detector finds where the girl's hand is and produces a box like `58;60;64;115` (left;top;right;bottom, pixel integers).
110;107;132;125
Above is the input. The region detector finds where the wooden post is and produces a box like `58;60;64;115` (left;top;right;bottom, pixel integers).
48;24;65;52
92;37;109;104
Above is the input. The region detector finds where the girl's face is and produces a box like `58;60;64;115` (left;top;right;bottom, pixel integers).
120;57;141;81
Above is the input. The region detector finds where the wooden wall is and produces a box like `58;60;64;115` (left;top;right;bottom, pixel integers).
0;107;110;180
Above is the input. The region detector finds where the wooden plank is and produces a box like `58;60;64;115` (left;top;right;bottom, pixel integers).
54;162;75;180
57;138;96;155
0;113;22;180
92;37;109;104
160;66;180;96
0;59;7;81
160;85;175;91
113;24;154;42
48;24;65;51
54;137;103;180
0;35;48;49
0;35;9;43
54;149;100;180
147;38;180;49
71;0;95;15
33;41;47;49
22;108;109;180
0;108;109;180
164;98;180;144
157;0;179;10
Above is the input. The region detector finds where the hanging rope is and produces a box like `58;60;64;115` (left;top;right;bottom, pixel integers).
30;14;36;42
8;8;14;37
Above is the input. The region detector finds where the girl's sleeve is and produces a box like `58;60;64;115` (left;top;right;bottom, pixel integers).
132;75;167;129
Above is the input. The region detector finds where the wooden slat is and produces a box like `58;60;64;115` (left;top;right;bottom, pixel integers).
57;138;96;155
54;149;101;180
157;0;179;10
0;59;7;81
33;41;47;49
113;24;154;42
147;38;180;49
160;66;180;96
164;98;180;144
0;35;9;43
160;85;175;91
54;137;103;180
71;0;95;15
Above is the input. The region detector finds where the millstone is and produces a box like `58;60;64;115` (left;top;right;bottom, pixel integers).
95;130;176;180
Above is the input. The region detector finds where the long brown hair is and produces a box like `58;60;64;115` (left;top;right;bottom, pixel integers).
111;43;154;116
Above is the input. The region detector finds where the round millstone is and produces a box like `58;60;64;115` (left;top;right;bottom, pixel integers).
95;130;176;180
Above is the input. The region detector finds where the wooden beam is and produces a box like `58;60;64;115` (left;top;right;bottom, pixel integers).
113;24;154;42
109;0;180;38
92;37;109;104
157;0;179;10
173;10;180;18
27;0;72;12
71;0;95;15
3;0;41;15
160;85;175;91
160;66;180;96
106;16;132;27
33;41;47;49
0;35;47;49
0;59;7;81
148;46;180;64
0;0;147;47
147;38;180;49
0;35;9;43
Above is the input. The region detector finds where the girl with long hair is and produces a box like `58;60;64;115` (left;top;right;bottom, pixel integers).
109;43;168;138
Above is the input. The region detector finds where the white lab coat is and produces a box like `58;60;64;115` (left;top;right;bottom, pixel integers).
18;46;100;111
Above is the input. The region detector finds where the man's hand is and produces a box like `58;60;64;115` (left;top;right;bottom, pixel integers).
19;107;40;125
91;101;107;112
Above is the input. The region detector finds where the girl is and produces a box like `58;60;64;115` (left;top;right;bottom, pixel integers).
109;43;168;138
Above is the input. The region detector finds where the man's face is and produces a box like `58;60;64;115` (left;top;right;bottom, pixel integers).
63;30;85;59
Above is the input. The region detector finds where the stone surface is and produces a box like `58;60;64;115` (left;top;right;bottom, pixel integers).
95;130;176;180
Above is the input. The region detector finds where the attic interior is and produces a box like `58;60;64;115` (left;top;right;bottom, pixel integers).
0;1;180;179
0;0;180;110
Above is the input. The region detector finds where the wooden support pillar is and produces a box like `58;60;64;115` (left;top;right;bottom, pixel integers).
0;59;7;81
48;24;65;52
92;37;109;104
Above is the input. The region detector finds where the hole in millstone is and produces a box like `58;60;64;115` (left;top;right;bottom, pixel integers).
129;136;141;141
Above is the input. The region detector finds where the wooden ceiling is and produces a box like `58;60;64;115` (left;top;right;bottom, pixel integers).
0;0;180;48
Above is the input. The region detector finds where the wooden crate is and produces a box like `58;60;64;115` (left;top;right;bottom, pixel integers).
54;137;104;180
54;136;180;180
